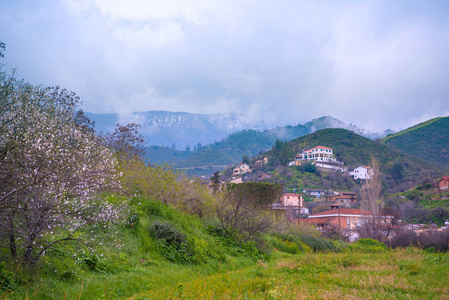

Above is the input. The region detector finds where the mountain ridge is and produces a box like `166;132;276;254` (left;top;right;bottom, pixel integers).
382;116;449;168
86;111;393;151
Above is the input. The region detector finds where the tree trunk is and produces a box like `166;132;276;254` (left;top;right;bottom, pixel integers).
8;214;17;259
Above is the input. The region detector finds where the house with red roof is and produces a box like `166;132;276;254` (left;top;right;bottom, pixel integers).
295;146;335;163
302;208;393;231
437;176;449;191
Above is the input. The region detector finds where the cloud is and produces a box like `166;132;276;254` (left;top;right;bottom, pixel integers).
1;0;449;133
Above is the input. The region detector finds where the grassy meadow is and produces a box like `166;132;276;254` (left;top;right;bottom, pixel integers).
4;247;449;299
2;197;449;299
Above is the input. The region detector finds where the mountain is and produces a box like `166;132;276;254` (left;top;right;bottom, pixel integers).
86;111;392;151
168;116;393;169
381;116;449;168
85;111;271;150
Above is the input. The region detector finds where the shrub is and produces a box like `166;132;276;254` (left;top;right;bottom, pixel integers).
419;230;449;252
350;238;387;253
0;262;17;291
299;236;338;252
267;236;301;254
389;229;449;252
149;221;187;245
148;221;200;264
83;254;113;273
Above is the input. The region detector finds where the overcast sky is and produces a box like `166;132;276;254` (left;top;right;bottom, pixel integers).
1;0;449;132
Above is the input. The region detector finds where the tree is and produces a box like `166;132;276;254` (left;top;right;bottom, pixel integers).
271;139;294;165
185;145;191;153
390;160;404;181
210;171;221;194
242;155;249;164
214;182;282;242
358;158;393;240
0;41;5;58
103;123;145;163
0;74;119;263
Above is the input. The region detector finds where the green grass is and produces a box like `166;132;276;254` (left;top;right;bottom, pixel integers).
3;197;449;299
131;248;449;299
381;117;442;142
8;247;448;299
382;117;449;168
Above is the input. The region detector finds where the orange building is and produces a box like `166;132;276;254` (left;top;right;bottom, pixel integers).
437;176;449;191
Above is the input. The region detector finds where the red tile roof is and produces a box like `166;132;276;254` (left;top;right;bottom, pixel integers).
283;193;300;197
311;208;372;216
301;217;337;224
440;176;449;181
310;146;333;150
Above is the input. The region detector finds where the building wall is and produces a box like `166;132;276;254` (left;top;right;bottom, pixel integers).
438;179;449;190
281;194;303;207
352;167;373;180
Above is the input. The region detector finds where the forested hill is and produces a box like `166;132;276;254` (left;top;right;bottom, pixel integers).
208;116;390;154
381;116;449;168
142;116;378;171
268;128;446;186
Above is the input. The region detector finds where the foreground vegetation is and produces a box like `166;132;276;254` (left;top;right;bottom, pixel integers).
3;232;449;299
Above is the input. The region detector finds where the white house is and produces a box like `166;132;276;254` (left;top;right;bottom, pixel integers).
233;163;252;175
296;146;335;163
302;188;327;199
350;166;374;180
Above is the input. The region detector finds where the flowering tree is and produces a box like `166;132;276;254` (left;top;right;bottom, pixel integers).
103;123;145;163
0;71;119;263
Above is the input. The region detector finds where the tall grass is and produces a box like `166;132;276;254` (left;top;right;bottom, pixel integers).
2;197;448;299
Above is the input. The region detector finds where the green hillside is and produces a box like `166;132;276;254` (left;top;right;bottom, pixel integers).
288;128;401;169
144;146;192;164
263;128;446;192
381;116;449;168
174;149;243;168
146;116;371;170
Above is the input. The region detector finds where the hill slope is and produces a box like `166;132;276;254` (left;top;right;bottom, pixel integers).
173;116;393;169
265;128;446;192
382;116;449;168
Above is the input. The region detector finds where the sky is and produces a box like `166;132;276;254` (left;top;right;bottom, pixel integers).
1;0;449;132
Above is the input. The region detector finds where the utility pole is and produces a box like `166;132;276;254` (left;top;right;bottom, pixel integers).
338;206;341;240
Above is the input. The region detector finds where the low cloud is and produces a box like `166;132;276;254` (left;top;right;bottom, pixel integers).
1;0;448;132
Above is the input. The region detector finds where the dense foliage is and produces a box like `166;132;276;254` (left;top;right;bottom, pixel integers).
383;117;449;168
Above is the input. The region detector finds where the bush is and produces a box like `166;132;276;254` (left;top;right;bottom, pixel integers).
299;236;339;252
350;238;387;253
419;230;449;252
149;221;187;245
148;221;202;264
0;262;17;291
389;229;449;252
267;236;301;254
83;254;113;273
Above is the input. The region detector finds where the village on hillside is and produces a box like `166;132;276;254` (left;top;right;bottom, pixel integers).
219;145;449;241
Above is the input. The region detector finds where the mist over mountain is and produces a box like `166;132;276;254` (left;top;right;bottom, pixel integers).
86;111;393;150
86;111;272;149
